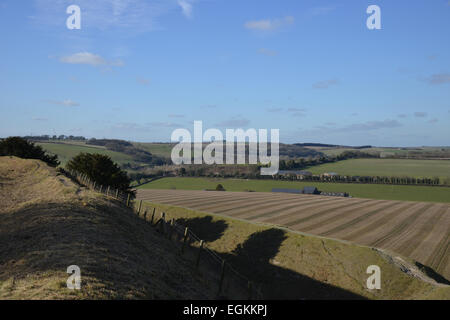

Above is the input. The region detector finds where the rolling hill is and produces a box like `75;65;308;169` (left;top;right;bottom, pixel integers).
1;156;448;299
0;156;215;299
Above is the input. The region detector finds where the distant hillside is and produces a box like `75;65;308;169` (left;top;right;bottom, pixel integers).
0;156;215;299
295;143;372;149
135;142;323;160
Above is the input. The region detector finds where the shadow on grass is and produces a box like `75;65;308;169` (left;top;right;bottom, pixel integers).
175;216;228;243
175;215;367;299
0;202;215;299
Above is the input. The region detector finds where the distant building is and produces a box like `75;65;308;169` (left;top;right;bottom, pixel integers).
272;188;302;194
278;170;312;176
302;186;320;195
322;172;339;177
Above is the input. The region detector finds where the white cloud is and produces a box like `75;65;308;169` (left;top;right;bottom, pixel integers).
313;78;339;89
414;112;428;118
178;0;193;19
168;114;185;118
244;16;294;32
258;48;278;56
32;0;183;32
215;116;250;127
426;73;450;85
46;99;80;107
59;52;124;68
60;52;106;66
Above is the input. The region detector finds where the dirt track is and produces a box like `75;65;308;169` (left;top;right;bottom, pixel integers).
137;189;450;280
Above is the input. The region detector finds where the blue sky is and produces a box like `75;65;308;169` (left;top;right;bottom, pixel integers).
0;0;449;146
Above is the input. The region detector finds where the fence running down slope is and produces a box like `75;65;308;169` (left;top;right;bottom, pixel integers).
136;189;450;280
67;170;260;299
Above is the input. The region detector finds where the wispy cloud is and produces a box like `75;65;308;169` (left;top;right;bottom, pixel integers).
137;77;150;86
45;99;80;107
397;114;407;118
257;48;278;57
32;0;179;32
59;52;124;68
424;73;450;85
244;16;294;32
178;0;193;19
414;112;428;118
32;117;48;121
287;107;306;117
148;121;182;128
312;78;339;89
168;114;185;118
215;116;250;127
428;118;438;124
335;119;402;132
266;107;283;112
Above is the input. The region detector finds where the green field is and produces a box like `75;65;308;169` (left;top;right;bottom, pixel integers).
133;142;174;158
37;142;136;166
306;158;450;181
137;176;450;203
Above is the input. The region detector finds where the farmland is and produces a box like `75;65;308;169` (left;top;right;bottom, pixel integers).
137;177;450;203
306;158;450;181
36;141;139;166
137;189;450;281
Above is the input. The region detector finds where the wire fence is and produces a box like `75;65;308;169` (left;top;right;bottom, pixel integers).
65;169;263;299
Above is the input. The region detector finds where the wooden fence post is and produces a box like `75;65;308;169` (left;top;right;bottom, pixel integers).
160;212;166;233
115;189;119;199
126;193;131;207
195;240;204;269
93;181;96;190
137;200;143;215
150;208;155;225
168;219;174;240
143;210;148;220
218;260;226;296
181;227;189;254
99;185;103;193
106;186;110;196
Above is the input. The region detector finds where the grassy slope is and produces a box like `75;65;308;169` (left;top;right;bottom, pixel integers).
306;158;450;180
0;156;215;299
133;142;174;158
36;142;136;166
137;177;450;203
140;201;450;300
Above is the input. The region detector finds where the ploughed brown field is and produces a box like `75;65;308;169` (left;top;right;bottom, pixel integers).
137;189;450;280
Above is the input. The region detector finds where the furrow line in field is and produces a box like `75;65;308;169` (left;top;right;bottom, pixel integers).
269;198;374;227
390;204;447;257
370;203;434;248
253;198;368;225
410;206;450;267
288;199;386;233
227;196;344;219
426;230;449;276
337;201;418;241
316;201;402;237
191;194;317;213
